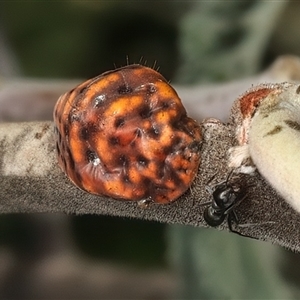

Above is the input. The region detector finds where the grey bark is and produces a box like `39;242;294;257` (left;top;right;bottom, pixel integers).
1;56;300;251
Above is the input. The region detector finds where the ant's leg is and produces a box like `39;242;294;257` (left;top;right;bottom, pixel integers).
227;213;259;240
228;210;275;239
199;200;212;207
233;209;276;228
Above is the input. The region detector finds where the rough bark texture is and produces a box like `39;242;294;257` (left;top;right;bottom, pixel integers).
0;119;299;251
1;56;300;251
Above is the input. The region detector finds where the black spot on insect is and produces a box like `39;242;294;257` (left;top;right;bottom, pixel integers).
285;120;300;132
189;140;201;153
119;154;127;163
156;162;166;179
119;155;129;170
147;84;157;94
148;126;160;138
137;155;149;167
115;117;125;128
123;173;131;183
86;150;98;164
80;127;89;140
118;85;133;94
139;105;152;119
142;177;151;187
296;85;300;94
109;136;120;146
161;101;170;109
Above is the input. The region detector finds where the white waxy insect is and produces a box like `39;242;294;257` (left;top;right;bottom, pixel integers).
229;82;300;214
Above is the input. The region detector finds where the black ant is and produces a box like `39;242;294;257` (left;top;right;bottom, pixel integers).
201;171;251;237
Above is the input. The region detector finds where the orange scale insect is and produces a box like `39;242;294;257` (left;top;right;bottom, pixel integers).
137;160;159;181
53;64;202;204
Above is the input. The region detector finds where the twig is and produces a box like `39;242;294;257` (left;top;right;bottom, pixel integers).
1;56;300;251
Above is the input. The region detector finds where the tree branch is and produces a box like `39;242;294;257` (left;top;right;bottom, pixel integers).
1;56;300;251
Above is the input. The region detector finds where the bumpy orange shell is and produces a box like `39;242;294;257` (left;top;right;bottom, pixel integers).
53;64;202;204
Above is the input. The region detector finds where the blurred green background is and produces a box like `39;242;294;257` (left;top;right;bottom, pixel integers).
1;1;300;299
0;1;184;79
